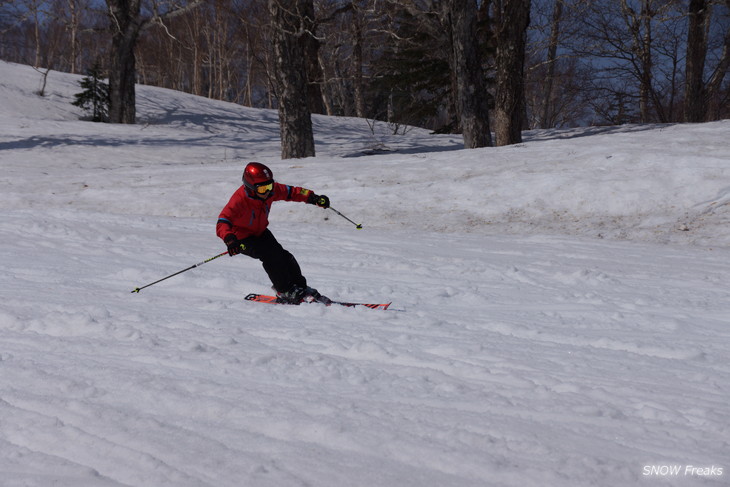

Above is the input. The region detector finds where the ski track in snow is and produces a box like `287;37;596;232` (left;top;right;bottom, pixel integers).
1;61;729;486
2;211;729;486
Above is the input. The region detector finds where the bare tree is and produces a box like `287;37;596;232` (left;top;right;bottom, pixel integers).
105;0;202;124
446;0;492;148
351;7;366;118
64;0;81;73
310;1;362;117
525;0;593;130
269;0;316;158
621;0;655;122
704;0;730;120
684;0;708;121
539;0;563;128
685;0;730;121
571;0;690;124
106;0;141;124
493;0;531;145
302;0;325;114
315;1;390;119
239;0;278;109
9;0;47;67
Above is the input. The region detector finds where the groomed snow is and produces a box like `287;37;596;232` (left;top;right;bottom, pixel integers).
1;60;729;486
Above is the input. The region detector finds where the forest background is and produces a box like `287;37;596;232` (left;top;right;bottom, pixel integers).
1;0;728;151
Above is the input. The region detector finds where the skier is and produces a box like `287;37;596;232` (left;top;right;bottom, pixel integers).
217;162;330;304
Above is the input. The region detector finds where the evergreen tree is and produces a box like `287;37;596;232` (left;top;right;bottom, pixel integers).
72;63;110;122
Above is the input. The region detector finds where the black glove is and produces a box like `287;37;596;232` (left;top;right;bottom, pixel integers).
224;234;247;256
308;193;330;208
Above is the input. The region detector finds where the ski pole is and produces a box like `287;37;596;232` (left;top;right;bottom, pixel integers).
131;251;228;293
329;207;363;229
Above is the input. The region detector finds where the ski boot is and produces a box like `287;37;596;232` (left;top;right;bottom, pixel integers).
276;285;306;304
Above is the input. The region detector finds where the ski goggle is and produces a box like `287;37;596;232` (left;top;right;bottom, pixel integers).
255;182;274;194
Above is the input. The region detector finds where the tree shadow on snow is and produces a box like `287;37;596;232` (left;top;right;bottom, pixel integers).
525;123;679;142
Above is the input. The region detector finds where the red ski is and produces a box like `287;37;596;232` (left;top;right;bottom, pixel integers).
244;293;391;310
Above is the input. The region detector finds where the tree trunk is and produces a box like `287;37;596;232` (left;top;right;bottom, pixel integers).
448;0;492;148
270;0;316;159
494;0;530;146
106;0;204;124
620;0;654;123
67;0;79;73
540;0;562;129
684;0;708;122
300;0;326;115
353;21;366;118
639;0;652;122
704;0;730;120
107;0;142;124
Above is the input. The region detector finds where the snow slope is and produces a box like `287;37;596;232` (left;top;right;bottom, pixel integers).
1;60;729;486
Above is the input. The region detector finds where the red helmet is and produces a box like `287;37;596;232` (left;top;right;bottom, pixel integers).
242;162;274;195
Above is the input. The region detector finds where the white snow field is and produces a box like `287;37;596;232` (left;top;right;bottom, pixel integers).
1;60;729;486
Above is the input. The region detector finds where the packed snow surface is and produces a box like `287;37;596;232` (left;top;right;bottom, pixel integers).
1;60;729;486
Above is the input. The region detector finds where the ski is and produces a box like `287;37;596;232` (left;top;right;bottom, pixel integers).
244;293;391;310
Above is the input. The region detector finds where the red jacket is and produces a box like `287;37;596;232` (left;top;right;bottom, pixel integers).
217;183;312;240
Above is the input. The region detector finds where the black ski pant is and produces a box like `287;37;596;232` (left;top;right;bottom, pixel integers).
240;229;306;293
